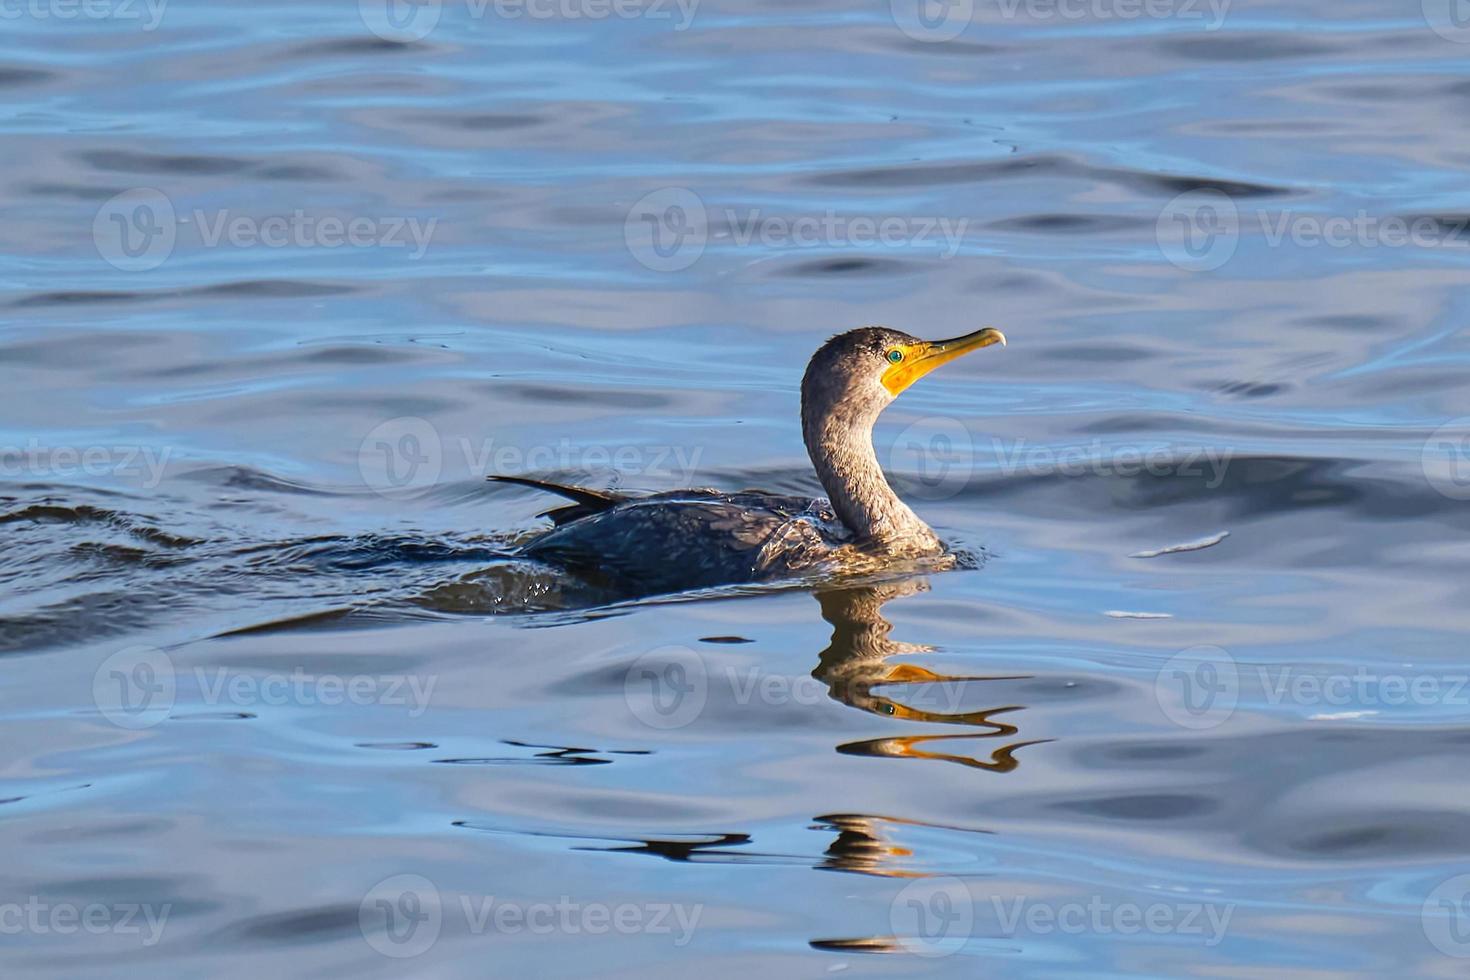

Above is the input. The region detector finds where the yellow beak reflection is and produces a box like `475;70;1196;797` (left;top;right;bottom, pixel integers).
880;327;1006;397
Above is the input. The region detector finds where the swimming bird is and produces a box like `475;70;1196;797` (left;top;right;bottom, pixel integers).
491;326;1006;598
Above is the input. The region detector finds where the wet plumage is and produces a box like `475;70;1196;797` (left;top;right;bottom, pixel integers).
505;483;851;591
492;325;1006;599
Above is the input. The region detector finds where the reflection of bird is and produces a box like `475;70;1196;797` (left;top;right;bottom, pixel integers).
492;326;1005;598
813;582;1049;771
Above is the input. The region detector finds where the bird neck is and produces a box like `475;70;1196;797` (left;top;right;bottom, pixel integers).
801;402;939;550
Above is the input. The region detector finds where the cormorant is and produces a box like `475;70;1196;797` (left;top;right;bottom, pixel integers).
491;326;1005;597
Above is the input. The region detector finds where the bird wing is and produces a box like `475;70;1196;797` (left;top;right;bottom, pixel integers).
488;475;631;526
520;492;838;590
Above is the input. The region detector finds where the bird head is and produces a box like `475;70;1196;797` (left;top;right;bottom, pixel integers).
801;325;1007;424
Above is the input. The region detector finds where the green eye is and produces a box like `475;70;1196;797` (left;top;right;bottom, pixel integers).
886;349;903;364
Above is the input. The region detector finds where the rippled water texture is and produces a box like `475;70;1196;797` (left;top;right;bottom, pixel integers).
4;1;1470;976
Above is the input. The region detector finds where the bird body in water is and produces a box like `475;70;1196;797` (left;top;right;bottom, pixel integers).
493;326;1006;598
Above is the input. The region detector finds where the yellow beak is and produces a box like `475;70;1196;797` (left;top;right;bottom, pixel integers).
880;327;1006;397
